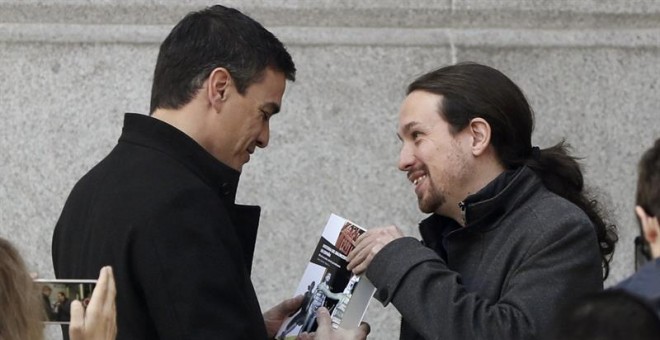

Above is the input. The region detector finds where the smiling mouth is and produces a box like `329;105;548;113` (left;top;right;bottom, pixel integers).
412;175;427;186
408;170;428;187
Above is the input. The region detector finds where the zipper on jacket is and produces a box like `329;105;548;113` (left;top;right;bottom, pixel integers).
458;201;467;226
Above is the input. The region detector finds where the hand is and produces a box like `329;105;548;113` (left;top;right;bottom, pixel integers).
347;226;404;275
69;266;117;340
263;295;304;338
296;307;370;340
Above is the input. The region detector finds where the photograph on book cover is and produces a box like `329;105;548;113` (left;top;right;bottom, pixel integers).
276;214;373;340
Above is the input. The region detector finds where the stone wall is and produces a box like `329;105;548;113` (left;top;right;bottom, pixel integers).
1;1;659;339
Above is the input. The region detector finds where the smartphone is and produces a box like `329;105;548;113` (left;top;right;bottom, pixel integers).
34;279;97;324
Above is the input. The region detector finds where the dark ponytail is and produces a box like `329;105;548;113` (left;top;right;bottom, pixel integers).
526;142;617;279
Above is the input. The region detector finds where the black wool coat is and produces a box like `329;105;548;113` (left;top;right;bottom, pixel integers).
53;113;268;339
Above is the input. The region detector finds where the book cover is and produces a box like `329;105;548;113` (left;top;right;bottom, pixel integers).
276;214;376;339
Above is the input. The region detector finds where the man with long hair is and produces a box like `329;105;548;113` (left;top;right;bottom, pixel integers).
347;62;618;340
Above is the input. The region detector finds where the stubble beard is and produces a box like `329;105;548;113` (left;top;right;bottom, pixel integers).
417;175;446;214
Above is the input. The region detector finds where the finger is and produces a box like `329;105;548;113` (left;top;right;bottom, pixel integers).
279;295;304;318
314;307;332;335
352;240;385;275
90;266;110;309
351;258;369;275
86;266;113;323
348;241;376;272
69;300;84;338
286;294;305;316
279;295;304;316
347;232;380;269
358;321;371;336
347;233;368;262
265;294;304;320
296;332;313;340
348;229;380;261
104;267;117;317
347;246;369;271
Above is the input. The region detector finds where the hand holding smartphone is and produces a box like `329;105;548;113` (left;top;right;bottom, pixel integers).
34;279;97;324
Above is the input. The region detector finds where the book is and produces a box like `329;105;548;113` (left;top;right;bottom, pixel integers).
275;214;376;339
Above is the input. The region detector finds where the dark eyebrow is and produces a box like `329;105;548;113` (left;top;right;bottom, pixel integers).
401;121;419;134
261;102;280;115
396;121;419;141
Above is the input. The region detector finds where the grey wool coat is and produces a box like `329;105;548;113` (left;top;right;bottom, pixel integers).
366;166;603;340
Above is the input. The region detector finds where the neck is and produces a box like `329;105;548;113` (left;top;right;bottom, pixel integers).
151;98;210;147
445;157;506;226
651;244;660;260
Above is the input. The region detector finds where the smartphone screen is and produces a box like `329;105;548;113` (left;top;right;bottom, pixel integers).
34;279;97;324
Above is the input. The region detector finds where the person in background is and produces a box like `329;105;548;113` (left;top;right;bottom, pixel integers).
548;289;660;340
615;137;660;314
52;4;301;339
55;291;72;323
0;237;44;340
347;62;618;340
0;237;116;340
41;284;55;321
547;137;660;340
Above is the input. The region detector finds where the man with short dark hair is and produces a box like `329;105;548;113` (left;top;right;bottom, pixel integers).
53;5;300;339
347;62;618;340
55;292;72;323
550;290;660;340
41;284;55;321
615;137;660;315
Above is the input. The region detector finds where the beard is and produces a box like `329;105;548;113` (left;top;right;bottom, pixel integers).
416;175;447;214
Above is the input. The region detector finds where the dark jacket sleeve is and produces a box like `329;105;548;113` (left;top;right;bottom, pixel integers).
366;220;603;340
130;187;266;340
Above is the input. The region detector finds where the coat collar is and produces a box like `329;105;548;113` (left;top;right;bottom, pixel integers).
615;257;660;316
119;113;241;204
419;166;542;244
118;113;261;272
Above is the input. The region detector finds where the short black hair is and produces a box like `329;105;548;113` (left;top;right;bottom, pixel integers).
149;5;296;114
550;290;660;340
637;138;660;217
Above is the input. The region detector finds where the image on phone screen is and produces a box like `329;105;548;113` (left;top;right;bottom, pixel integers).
34;279;97;324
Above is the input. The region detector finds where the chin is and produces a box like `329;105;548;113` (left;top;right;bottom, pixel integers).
417;196;444;214
417;200;435;214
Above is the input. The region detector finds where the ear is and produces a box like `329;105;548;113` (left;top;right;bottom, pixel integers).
207;67;232;113
467;117;491;157
636;206;659;245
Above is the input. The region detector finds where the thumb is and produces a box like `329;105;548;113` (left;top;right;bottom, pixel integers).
314;307;333;334
69;300;84;338
279;294;305;317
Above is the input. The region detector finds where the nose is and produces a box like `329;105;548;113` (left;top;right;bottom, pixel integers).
256;121;270;148
398;142;414;171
